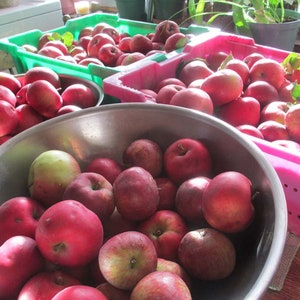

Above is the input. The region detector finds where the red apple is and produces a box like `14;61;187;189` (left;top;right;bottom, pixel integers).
224;58;250;86
78;57;104;66
52;285;107;300
243;52;264;69
101;26;121;44
16;83;30;105
87;33;115;58
177;59;213;87
43;40;69;55
113;166;159;221
236;124;265;139
119;52;146;66
27;149;81;207
155;177;177;210
98;231;157;290
56;105;82;116
35;200;103;267
205;51;228;71
217;96;261;127
202;171;254;233
249;58;285;89
178;228;236;280
260;101;289;125
56;55;77;64
0;196;45;246
258;120;289;142
164;138;212;185
175;176;211;225
17;271;81;300
155;77;186;92
97;282;130;299
79;26;93;39
285;103;300;143
26;79;63;118
0;236;44;299
92;22;112;36
170;87;214;115
23;66;61;89
38;45;65;58
79;35;93;51
138;209;188;261
156;258;191;288
123;138;163;178
0;100;18;137
201;69;244;107
278;80;296;103
15;103;44;133
61;83;98;108
118;36;132;52
156;84;186;105
164;32;188;53
70;46;86;57
244;80;280;107
0;85;17;106
98;43;123;66
130;271;192;300
152;20;180;43
63;172;115;220
0;71;22;94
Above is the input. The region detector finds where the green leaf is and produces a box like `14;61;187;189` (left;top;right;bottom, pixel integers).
61;32;74;48
291;82;300;101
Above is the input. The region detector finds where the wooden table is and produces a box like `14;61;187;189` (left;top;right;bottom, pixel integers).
263;247;300;299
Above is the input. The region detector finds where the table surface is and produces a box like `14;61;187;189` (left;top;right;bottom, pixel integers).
262;247;300;299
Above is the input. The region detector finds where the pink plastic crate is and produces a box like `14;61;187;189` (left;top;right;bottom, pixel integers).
103;32;300;235
103;32;290;103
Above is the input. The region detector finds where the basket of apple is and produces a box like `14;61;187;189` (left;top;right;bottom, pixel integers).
0;66;103;144
0;103;286;299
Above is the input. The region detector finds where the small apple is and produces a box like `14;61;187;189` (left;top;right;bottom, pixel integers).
205;51;228;71
27;149;81;207
202;171;254;233
224;58;250;86
0;71;22;94
43;40;69;55
63;172;115;220
98;231;157;290
175;176;211;225
123;138;163;178
236;124;265;139
156;77;186;92
118;36;132;52
130;271;192;300
98;43;123;66
119;52;146;66
101;26;121;44
113;166;159;221
0;85;17;106
164;32;188;53
35;200;104;267
155;177;177;210
243;52;264;69
152;20;180;43
178;228;236;280
138;209;188;261
156;84;186;105
260;101;289;125
38;45;65;58
78;57;104;66
56;105;82;116
87;33;115;58
0;196;45;246
164;138;212;185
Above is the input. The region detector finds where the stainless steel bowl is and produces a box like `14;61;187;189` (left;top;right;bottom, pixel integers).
0;103;287;299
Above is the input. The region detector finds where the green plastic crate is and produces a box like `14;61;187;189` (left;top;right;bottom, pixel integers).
0;13;217;86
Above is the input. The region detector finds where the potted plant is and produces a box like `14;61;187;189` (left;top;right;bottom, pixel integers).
186;0;300;51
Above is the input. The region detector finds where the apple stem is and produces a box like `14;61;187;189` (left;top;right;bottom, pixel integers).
130;257;137;269
251;190;260;201
177;143;187;156
53;242;66;253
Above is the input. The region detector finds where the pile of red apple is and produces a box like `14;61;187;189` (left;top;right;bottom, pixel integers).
0;136;257;299
142;51;300;153
21;20;192;68
0;66;100;144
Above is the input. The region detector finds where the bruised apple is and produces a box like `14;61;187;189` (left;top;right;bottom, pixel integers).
98;231;157;290
35;200;104;267
0;196;45;245
137;210;188;261
164;138;212;185
123;138;163;178
63;172;115;220
113;167;159;221
178;228;236;280
130;271;192;300
202;171;254;233
28;150;81;207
